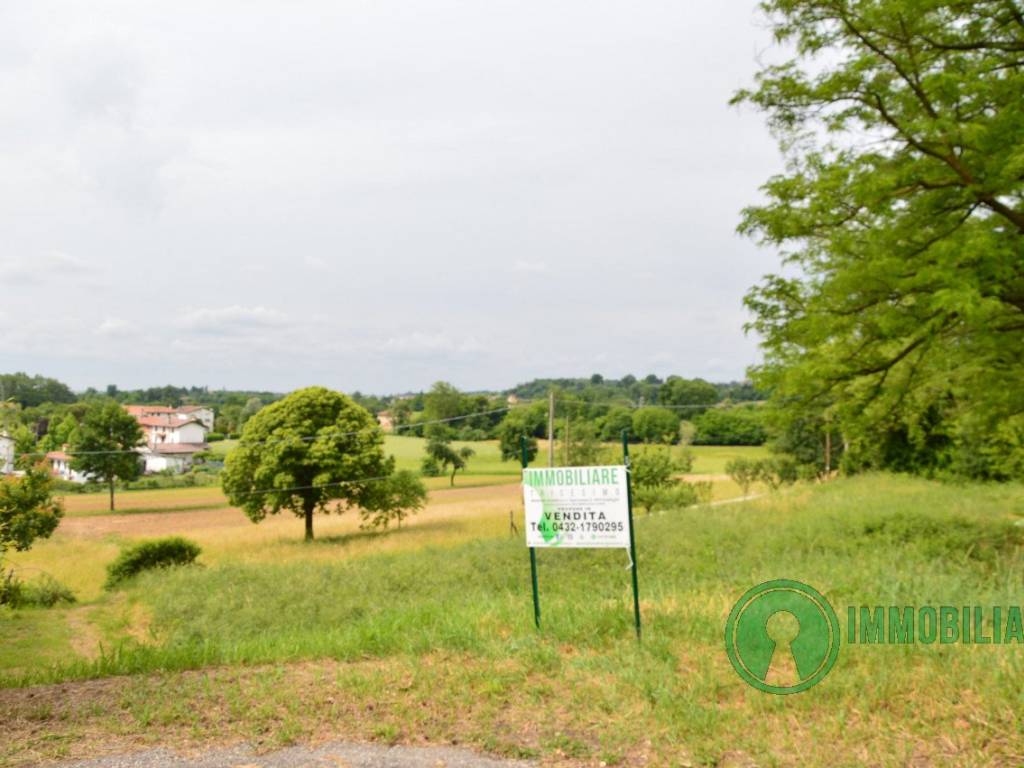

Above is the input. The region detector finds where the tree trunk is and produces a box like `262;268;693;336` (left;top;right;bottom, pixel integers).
304;499;315;541
109;478;115;511
450;466;456;486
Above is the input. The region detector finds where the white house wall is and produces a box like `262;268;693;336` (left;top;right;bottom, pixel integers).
171;423;206;444
0;437;14;474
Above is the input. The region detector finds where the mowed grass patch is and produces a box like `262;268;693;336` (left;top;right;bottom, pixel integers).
60;487;232;517
4;475;1024;765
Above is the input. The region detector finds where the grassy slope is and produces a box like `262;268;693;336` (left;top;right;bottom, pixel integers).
3;475;1024;765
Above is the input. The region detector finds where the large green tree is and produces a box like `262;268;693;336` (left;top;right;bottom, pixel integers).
497;404;546;462
222;387;422;540
631;407;681;444
660;377;719;414
736;0;1024;478
71;401;144;511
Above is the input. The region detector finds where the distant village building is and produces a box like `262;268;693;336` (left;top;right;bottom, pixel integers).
141;443;205;474
0;432;15;475
123;405;212;474
376;411;395;432
45;448;91;484
136;415;208;447
506;394;520;405
175;405;215;432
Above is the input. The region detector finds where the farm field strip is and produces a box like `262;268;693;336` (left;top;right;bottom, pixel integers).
59;441;766;517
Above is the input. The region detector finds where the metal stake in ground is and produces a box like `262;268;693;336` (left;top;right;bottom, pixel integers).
623;430;641;640
522;435;540;629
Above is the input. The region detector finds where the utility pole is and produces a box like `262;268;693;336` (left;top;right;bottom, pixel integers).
547;390;555;467
564;416;570;465
824;417;832;475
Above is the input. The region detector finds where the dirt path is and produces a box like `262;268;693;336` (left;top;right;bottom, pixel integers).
66;606;102;661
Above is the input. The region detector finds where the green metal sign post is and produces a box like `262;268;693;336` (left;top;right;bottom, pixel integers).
521;435;541;628
623;430;641;640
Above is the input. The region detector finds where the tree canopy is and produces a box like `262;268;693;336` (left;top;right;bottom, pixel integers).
736;0;1024;478
71;401;144;511
0;464;63;555
631;407;681;444
660;377;718;413
0;373;75;408
222;387;423;540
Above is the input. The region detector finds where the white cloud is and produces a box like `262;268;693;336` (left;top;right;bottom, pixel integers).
176;305;290;334
380;332;484;357
96;317;131;337
0;250;94;284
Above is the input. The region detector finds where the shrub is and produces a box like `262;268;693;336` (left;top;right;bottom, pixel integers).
629;448;698;513
726;457;761;495
50;479;90;494
205;432;225;442
105;537;201;589
0;568;22;606
727;457;799;493
0;570;75;608
758;457;799;491
20;574;76;607
633;482;700;514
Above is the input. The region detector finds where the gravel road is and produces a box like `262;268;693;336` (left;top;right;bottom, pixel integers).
50;742;535;768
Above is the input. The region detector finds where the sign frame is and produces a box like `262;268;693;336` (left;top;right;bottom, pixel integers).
520;432;641;639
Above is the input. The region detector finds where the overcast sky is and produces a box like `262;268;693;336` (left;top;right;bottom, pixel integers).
1;1;784;394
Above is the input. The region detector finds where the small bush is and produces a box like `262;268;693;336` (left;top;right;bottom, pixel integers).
760;457;799;490
20;574;76;607
206;432;225;442
726;457;760;495
634;482;700;514
0;570;75;608
727;457;800;493
105;537;201;589
0;569;22;606
50;479;90;494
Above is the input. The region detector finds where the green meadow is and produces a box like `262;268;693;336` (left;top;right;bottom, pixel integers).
212;435;762;476
3;474;1024;766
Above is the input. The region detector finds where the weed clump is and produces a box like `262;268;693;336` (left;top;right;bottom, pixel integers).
0;570;75;607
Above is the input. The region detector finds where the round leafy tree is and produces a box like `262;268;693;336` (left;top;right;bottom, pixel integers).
71;400;144;511
222;387;420;540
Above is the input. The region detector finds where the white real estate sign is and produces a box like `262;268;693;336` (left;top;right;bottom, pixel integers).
522;465;631;548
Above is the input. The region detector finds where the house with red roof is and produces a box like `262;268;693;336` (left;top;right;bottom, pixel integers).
123;405;212;474
45;448;91;483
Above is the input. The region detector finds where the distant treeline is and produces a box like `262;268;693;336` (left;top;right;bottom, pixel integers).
0;373;770;461
505;375;764;406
